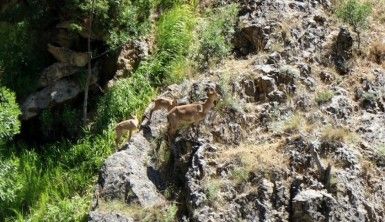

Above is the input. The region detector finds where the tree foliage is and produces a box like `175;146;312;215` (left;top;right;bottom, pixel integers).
65;0;152;47
337;0;372;30
336;0;372;48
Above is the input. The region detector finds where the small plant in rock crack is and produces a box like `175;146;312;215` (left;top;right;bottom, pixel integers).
216;72;244;113
231;167;250;184
283;113;313;134
315;90;334;105
205;179;223;206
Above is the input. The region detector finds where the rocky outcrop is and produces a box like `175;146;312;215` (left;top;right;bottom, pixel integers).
89;212;133;222
332;27;353;75
21;75;97;120
292;189;336;222
38;62;79;87
107;41;149;88
22;79;81;120
47;43;90;67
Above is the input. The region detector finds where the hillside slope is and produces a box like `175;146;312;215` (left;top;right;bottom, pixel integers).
89;0;385;221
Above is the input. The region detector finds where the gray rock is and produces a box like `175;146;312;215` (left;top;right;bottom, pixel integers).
325;95;353;119
47;43;90;67
93;133;165;207
107;40;149;88
38;62;80;87
22;79;81;120
292;189;336;222
255;75;277;101
268;90;287;103
88;212;134;222
319;71;334;83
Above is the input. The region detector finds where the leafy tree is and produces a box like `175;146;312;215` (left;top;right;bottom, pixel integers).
64;0;152;47
337;0;372;49
0;87;21;142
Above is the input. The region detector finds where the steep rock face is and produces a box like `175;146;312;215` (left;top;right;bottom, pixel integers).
292;189;336;221
93;134;165;207
21;71;98;120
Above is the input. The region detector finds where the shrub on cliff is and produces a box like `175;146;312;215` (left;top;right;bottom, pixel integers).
197;4;239;68
336;0;372;49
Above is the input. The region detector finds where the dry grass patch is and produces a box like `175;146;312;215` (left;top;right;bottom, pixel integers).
283;113;314;134
369;40;385;65
367;0;385;23
217;142;288;183
278;17;300;42
97;200;178;222
321;126;355;143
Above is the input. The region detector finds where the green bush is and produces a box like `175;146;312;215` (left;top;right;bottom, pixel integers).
156;5;196;57
65;0;152;47
336;0;372;49
152;0;190;10
196;4;239;68
33;195;90;222
0;87;21;142
96;73;155;128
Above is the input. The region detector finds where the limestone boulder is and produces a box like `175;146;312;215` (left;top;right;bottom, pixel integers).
47;44;90;67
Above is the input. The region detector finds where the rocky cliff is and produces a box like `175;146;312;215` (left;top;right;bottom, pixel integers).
89;0;385;221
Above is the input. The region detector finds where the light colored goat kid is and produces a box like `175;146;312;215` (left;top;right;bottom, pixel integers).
167;88;220;138
115;115;139;146
149;97;178;119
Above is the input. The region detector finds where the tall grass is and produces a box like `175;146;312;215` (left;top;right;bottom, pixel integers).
0;129;115;221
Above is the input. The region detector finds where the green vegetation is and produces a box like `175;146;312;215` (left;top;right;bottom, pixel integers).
377;144;385;156
0;1;239;220
231;167;250;184
196;4;239;68
205;180;222;204
0;129;115;221
64;0;152;47
142;4;197;86
217;71;243;113
96;73;155;128
0;22;48;98
315;90;334;105
0;87;21;143
336;0;372;49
